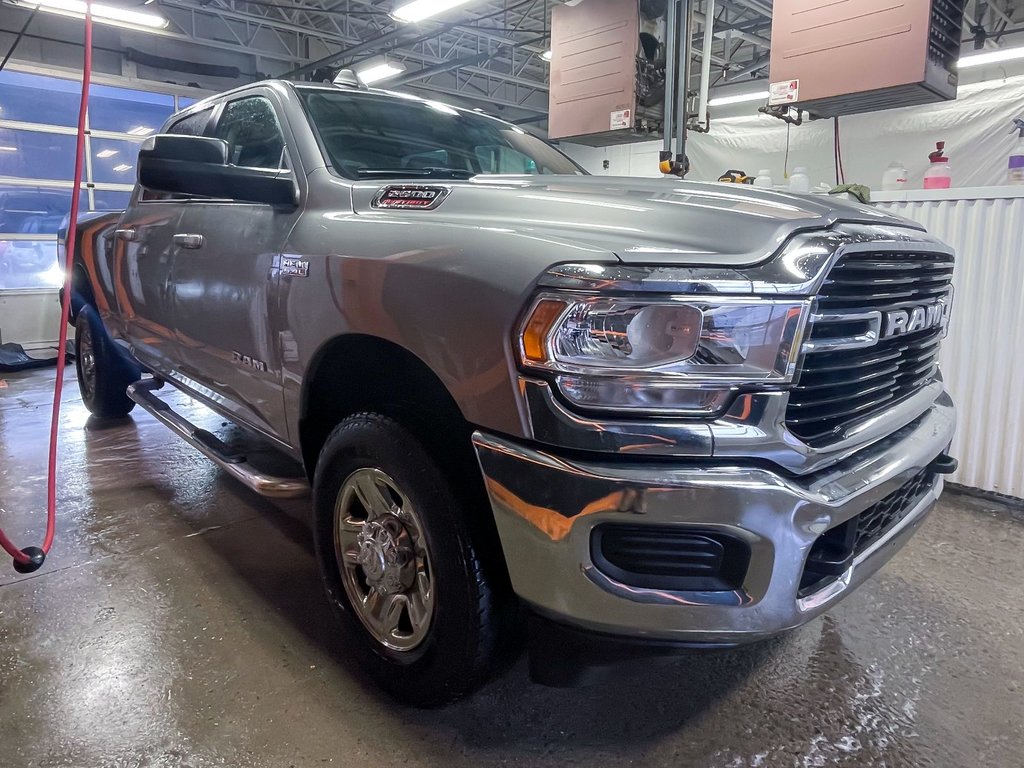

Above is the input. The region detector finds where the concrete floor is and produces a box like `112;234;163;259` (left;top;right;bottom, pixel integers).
0;367;1021;768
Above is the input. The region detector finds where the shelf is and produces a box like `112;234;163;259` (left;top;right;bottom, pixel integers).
872;186;1024;203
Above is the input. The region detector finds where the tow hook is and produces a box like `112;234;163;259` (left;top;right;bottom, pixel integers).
929;453;959;475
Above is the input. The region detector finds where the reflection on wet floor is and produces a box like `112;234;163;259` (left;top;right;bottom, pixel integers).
0;367;1021;768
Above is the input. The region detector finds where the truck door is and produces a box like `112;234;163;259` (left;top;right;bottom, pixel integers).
169;93;300;440
114;106;216;376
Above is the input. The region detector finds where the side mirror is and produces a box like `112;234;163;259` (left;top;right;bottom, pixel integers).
137;135;298;208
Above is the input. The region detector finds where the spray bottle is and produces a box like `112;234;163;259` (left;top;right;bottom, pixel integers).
924;142;952;190
1009;119;1024;185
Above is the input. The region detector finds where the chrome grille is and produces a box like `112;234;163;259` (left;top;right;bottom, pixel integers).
787;251;954;446
814;251;955;311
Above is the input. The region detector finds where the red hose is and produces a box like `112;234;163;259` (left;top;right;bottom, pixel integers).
0;6;92;568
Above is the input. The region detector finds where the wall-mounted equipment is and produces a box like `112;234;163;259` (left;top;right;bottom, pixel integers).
768;0;967;118
547;0;670;146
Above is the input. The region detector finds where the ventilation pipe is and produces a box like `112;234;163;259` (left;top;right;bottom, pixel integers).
659;0;678;172
695;0;715;131
674;0;691;172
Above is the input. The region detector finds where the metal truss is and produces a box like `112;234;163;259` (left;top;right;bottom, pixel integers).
153;0;554;118
7;0;1019;121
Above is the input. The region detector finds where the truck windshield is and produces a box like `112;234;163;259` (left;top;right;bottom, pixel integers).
297;89;585;179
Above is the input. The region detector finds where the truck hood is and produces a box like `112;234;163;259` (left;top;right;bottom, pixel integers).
351;175;919;266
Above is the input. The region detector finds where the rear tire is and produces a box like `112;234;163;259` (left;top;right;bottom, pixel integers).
75;305;139;419
312;412;507;707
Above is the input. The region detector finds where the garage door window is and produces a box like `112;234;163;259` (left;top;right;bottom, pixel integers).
0;68;205;291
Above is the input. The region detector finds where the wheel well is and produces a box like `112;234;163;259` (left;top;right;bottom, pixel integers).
68;264;96;323
299;335;476;483
300;334;518;631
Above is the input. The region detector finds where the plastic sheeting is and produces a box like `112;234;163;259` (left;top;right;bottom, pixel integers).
560;74;1024;191
876;193;1024;500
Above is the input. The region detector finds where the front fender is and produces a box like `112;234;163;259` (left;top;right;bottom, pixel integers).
280;213;619;439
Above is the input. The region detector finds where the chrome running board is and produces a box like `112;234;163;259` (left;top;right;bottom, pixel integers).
127;378;309;498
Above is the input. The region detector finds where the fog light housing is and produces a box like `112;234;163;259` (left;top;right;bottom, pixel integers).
591;524;751;592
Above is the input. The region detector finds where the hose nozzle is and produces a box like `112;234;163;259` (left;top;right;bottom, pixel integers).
12;547;45;574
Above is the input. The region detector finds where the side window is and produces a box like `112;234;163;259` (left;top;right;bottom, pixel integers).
168;106;215;136
213;96;286;170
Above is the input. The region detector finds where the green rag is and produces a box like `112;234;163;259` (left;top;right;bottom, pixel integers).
829;184;871;204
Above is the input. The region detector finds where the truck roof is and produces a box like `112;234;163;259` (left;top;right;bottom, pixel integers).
175;78;506;126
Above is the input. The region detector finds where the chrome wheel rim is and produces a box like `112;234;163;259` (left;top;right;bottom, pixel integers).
78;321;97;402
334;468;435;652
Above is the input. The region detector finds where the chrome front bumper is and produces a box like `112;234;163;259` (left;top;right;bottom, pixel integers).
473;392;955;644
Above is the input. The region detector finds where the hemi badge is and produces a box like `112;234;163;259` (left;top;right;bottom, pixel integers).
371;184;450;210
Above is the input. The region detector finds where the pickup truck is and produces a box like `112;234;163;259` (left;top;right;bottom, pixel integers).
68;78;957;706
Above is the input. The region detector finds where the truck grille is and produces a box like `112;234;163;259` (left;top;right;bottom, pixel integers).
799;466;937;597
787;251;954;446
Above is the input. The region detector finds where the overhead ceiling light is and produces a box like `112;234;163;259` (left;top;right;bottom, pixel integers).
112;163;132;172
707;90;770;107
355;61;406;85
957;45;1024;69
95;149;118;158
392;0;478;23
127;125;155;136
541;50;553;61
6;0;169;29
0;145;16;152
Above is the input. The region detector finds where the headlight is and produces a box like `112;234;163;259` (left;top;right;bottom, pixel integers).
519;294;810;414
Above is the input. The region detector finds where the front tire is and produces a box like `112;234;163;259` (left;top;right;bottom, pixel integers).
75;305;139;419
313;413;506;707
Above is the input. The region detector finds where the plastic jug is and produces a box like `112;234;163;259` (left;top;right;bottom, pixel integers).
753;170;774;189
1009;119;1024;185
881;161;909;191
788;167;810;193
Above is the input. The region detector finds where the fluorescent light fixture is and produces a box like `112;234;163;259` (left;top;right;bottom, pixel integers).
127;125;154;136
355;61;406;85
392;0;477;23
112;163;132;172
8;0;169;29
958;45;1024;69
707;90;770;107
95;149;118;158
541;50;553;61
0;145;16;152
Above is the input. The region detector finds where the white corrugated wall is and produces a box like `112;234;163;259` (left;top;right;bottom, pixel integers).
876;196;1024;499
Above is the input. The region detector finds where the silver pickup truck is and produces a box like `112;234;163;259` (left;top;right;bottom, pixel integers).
69;79;957;706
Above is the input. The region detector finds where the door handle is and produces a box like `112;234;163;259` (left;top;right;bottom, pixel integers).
173;233;204;249
114;227;137;241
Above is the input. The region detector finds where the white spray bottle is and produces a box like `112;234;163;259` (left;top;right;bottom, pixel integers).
1009;119;1024;185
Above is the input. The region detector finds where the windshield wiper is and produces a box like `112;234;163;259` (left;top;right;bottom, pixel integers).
355;167;477;180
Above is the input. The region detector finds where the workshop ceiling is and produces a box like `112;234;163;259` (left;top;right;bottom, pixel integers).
11;0;1024;121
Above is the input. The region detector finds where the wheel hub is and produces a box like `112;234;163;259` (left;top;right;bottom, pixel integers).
356;517;412;595
333;467;435;651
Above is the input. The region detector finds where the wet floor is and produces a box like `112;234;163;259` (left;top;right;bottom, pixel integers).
1;367;1021;768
